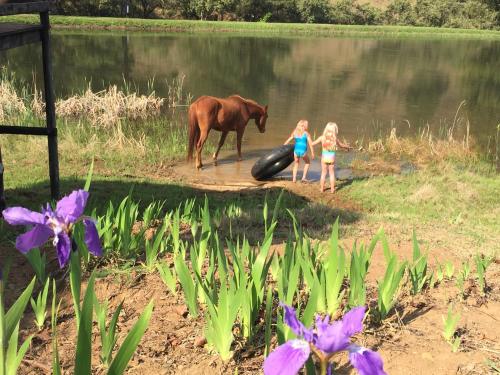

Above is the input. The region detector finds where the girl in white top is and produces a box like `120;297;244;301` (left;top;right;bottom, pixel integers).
312;122;350;193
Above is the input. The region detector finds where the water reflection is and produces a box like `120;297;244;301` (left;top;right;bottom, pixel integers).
1;32;498;147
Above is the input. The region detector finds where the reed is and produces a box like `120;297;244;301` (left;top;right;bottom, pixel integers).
0;72;189;128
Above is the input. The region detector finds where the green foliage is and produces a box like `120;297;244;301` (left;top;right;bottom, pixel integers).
5;278;35;342
0;276;35;375
330;0;381;25
4;323;32;375
174;251;199;318
377;248;407;321
203;279;242;361
107;300;154;375
408;231;430;295
156;262;177;295
74;273;96;375
323;220;346;315
444;260;455;279
384;0;499;29
456;261;471;297
51;281;62;375
299;0;332;23
54;270;153;375
475;254;493;294
69;249;83;331
435;263;444;284
95;298;123;367
442;304;461;352
50;0;500;28
385;0;415;25
347;240;374;308
264;287;273;357
30;278;51;330
143;220;167;271
24;248;47;285
95;195;142;258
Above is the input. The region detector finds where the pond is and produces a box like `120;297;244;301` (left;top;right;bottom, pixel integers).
2;31;499;149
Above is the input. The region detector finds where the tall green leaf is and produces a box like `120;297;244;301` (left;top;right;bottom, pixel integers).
70;249;82;328
84;158;94;192
51;280;62;375
108;300;154;375
5;324;32;375
174;254;198;317
74;273;96;375
5;277;35;341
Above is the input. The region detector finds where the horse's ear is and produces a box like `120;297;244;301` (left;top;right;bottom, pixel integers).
265;105;268;112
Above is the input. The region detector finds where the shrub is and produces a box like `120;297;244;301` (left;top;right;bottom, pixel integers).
298;0;332;23
384;0;416;25
330;0;382;25
446;0;498;29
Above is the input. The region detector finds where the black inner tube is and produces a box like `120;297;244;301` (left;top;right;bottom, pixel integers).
251;144;294;180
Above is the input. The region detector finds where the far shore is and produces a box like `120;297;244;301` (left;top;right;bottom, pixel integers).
2;14;500;39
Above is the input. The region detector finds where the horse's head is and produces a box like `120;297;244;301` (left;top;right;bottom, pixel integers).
256;105;268;133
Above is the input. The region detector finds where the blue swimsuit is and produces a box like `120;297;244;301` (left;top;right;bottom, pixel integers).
294;133;308;157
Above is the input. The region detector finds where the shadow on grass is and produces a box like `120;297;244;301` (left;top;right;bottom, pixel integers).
3;175;362;244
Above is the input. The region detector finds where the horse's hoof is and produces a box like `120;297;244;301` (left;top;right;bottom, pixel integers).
213;160;218;166
237;157;242;162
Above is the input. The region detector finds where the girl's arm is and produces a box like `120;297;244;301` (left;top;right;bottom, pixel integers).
284;132;294;145
307;133;315;159
311;135;323;146
337;138;351;150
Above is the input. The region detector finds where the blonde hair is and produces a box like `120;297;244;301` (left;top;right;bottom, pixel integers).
294;119;309;136
322;122;338;150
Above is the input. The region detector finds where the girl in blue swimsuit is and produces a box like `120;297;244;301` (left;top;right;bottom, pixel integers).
312;122;351;193
284;120;315;182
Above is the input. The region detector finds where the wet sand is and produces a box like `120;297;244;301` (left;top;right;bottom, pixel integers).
174;149;363;187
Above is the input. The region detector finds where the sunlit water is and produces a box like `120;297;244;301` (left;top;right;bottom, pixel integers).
2;31;499;151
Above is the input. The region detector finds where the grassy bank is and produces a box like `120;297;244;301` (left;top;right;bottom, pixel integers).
1;74;499;254
2;15;500;39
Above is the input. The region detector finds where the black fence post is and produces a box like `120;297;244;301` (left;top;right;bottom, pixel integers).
40;10;60;200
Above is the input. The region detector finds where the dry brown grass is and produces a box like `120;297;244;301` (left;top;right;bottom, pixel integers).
364;122;475;167
0;79;26;122
363;101;478;166
55;85;164;127
0;76;190;128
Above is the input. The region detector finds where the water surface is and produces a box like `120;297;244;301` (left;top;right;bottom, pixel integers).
2;31;499;149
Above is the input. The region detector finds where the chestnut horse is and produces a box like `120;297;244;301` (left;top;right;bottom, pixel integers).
187;95;268;169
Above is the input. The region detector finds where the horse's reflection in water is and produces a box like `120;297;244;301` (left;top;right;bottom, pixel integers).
187;95;268;169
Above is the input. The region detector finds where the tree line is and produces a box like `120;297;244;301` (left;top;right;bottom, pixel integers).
52;0;500;29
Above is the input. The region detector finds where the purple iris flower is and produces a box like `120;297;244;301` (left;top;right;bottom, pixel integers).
2;190;102;268
264;304;387;375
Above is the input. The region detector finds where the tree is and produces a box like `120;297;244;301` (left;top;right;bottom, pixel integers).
133;0;164;18
298;0;332;23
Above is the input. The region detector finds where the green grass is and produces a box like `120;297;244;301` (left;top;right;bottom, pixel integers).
343;164;500;254
2;15;500;39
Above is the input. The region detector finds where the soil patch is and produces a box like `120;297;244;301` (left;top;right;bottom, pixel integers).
11;243;500;375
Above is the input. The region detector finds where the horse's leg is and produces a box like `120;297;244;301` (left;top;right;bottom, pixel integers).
236;129;244;161
196;128;210;170
213;131;228;166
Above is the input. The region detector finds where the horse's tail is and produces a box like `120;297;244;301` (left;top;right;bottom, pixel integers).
187;104;199;161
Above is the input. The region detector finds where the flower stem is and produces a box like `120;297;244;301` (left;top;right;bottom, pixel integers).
0;272;5;375
69;241;82;329
320;359;328;375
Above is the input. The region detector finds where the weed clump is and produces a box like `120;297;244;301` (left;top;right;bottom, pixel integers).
55;85;164;127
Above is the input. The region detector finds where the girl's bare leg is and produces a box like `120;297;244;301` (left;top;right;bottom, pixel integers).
320;161;327;192
329;163;335;193
292;155;299;183
302;155;310;181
